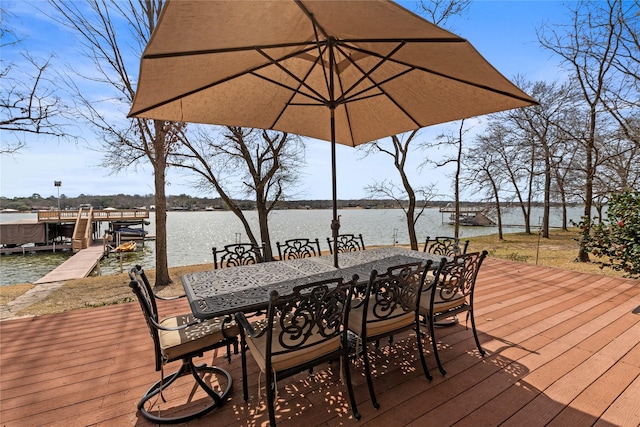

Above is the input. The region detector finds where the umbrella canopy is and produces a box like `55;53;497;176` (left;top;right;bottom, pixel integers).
128;0;537;266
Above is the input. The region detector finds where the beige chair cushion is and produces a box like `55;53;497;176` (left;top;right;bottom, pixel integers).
419;291;466;315
246;322;341;373
425;271;436;283
159;314;239;362
348;303;415;338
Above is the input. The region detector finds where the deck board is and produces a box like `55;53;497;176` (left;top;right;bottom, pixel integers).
1;257;639;426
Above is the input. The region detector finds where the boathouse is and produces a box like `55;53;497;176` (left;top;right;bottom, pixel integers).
0;208;149;254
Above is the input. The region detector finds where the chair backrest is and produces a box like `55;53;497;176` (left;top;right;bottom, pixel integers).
276;238;322;259
212;243;264;269
431;251;488;301
423;236;469;256
327;233;366;254
353;261;431;337
264;276;356;372
128;265;163;371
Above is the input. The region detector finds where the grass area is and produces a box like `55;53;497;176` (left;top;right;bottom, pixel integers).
0;283;34;305
4;229;632;318
17;264;213;317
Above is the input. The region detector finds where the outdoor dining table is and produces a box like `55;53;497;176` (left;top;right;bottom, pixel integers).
181;247;444;320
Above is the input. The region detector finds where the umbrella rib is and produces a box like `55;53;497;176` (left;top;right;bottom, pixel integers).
253;46;331;103
142;41;322;59
332;41;406;104
331;41;423;129
344;42;537;105
141;36;465;60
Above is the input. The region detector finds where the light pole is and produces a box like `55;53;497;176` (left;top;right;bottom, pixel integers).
54;180;62;211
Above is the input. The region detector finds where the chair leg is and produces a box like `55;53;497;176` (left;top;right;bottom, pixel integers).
189;361;231;405
342;347;361;420
222;337;239;363
429;316;446;376
415;324;433;381
239;333;249;402
137;358;232;424
362;344;380;409
469;309;486;356
267;370;277;426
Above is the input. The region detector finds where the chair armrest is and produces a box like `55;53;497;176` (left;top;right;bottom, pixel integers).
153;293;187;302
235;312;267;339
147;314;202;332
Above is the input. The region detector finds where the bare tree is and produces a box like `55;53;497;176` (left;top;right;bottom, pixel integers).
49;0;179;286
362;0;471;249
416;0;471;27
364;178;439;249
538;0;629;262
597;0;640;147
1;9;66;154
463;134;506;240
552;136;582;231
175;127;304;261
424;120;470;238
364;131;437;250
479;118;537;234
505;79;579;237
594;123;640;193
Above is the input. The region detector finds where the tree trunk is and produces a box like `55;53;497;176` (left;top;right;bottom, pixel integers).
257;203;273;261
406;201;418;250
542;153;551;238
578;107;596;263
454;122;463;238
490;177;504;240
557;174;569;231
153;124;171;286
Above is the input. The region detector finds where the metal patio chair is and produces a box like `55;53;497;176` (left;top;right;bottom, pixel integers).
235;276;361;426
128;265;239;424
419;251;488;375
422;236;470;326
327;233;366;254
423;236;469;256
276;237;322;259
347;260;433;409
212;242;264;269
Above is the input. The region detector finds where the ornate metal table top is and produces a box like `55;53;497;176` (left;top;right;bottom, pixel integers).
182;247;444;319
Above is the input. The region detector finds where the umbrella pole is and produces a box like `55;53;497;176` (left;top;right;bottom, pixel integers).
330;108;339;268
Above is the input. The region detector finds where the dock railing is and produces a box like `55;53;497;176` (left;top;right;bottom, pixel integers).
37;209;150;253
38;209;150;222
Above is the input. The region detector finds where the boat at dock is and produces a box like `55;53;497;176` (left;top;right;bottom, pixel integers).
112;227;148;237
439;205;496;226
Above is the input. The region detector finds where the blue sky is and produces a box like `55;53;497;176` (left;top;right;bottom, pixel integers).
1;1;573;201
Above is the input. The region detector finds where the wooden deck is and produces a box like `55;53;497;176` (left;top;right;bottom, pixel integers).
1;258;639;426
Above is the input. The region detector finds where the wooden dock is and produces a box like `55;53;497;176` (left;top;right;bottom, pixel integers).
0;243;73;255
34;244;105;284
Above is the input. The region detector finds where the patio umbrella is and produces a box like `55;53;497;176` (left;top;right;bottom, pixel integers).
128;0;537;267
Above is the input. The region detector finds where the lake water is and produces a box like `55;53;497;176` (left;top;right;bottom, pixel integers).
0;206;584;286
